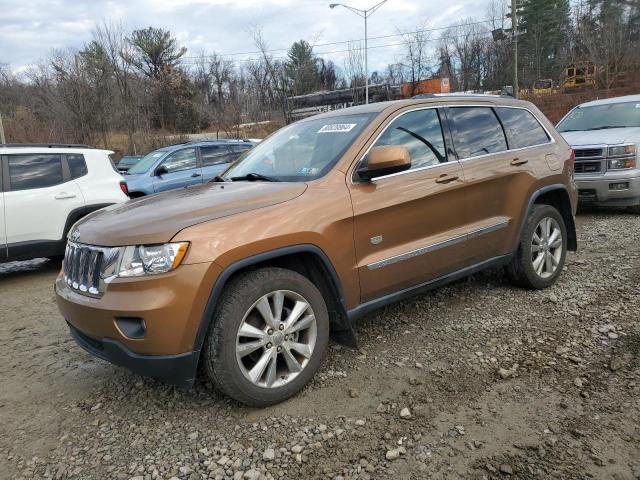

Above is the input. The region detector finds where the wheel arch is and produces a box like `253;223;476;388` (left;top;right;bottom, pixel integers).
520;184;577;251
192;245;356;360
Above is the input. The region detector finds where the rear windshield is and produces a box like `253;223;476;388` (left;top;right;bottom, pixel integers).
127;151;165;174
557;101;640;132
222;113;376;182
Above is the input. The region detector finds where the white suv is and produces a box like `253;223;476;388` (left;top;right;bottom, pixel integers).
0;144;129;262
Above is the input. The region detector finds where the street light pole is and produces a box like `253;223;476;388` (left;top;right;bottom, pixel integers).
329;0;388;104
511;0;519;99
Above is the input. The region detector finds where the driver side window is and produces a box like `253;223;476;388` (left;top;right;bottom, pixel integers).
373;109;447;170
160;148;197;173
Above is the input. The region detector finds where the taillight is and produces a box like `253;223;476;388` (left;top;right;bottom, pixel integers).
120;181;129;196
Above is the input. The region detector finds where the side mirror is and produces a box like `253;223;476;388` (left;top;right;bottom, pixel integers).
356;146;411;181
154;165;168;176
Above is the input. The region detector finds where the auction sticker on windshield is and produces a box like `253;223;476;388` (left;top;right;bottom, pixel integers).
318;123;357;133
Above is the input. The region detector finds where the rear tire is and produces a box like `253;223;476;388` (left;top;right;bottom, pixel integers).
507;204;567;289
203;267;329;407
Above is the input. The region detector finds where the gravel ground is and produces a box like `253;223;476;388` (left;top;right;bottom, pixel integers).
1;209;639;480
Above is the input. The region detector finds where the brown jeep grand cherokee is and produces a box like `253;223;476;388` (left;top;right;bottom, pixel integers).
56;96;577;406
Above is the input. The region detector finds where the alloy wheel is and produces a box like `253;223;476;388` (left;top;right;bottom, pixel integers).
531;216;563;279
235;290;317;388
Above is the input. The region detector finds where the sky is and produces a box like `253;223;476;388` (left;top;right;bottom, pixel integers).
0;0;485;77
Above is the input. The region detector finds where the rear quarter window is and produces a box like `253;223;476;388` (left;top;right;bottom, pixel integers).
67;154;88;179
495;107;550;149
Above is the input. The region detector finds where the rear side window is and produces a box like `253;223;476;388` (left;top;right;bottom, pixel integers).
372;108;447;170
200;145;234;166
495;107;550;148
449;107;508;159
67;154;88;179
230;144;252;153
8;154;64;190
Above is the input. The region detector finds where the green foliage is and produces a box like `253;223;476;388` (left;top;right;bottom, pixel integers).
285;40;320;95
126;27;187;79
518;0;572;83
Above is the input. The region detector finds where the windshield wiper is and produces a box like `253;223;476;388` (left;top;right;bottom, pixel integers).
230;172;278;182
209;175;228;183
589;125;627;130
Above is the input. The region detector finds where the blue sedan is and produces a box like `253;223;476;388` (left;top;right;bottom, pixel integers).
123;140;255;197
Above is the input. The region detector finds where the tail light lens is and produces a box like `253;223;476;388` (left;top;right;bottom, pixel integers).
120;181;129;196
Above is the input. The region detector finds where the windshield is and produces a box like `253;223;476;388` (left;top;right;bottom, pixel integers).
557;101;640;132
127;151;166;174
222;113;376;181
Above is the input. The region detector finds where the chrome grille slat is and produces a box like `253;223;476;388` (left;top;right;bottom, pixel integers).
573;147;606;176
63;241;119;298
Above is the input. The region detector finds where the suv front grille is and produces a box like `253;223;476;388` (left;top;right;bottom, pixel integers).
574;161;601;174
573;147;606;176
63;242;120;297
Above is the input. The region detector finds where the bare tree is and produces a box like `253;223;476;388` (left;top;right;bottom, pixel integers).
343;41;365;104
400;24;432;95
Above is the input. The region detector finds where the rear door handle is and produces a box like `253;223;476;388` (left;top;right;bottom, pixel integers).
191;173;201;178
435;174;460;184
54;192;76;199
510;158;528;166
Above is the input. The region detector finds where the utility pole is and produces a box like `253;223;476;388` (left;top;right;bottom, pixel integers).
511;0;519;99
329;0;388;104
0;112;5;144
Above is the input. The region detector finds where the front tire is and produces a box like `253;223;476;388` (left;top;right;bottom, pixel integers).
507;204;567;289
203;267;329;406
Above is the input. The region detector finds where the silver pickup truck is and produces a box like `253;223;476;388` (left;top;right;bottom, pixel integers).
557;94;640;212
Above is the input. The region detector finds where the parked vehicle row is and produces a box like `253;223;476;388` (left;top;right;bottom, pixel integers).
55;95;578;406
123;139;255;197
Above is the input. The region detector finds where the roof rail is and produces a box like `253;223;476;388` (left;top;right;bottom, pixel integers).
0;143;94;149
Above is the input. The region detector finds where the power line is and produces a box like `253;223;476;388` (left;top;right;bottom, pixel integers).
179;17;508;61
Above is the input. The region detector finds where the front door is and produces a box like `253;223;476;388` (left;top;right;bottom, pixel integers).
153;147;202;193
348;107;468;302
3;153;85;248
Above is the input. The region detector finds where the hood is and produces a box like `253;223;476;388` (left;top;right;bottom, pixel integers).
560;127;640;147
73;182;307;246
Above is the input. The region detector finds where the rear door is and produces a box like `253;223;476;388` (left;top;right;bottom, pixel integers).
152;147;202;193
198;145;235;182
447;105;546;262
3;152;84;249
348;106;468;302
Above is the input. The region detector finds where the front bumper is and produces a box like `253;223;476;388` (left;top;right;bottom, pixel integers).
55;261;222;384
576;173;640;207
68;322;198;386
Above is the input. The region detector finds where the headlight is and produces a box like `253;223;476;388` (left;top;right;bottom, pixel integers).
117;242;189;277
608;158;636;170
608;144;636;157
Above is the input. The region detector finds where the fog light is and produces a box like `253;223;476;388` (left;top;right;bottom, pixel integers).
609;182;629;191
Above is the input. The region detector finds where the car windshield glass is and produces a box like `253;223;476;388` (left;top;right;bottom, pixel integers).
222;113;376;181
127;151;166;174
557;101;640;132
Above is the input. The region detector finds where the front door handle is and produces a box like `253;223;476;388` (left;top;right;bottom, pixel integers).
191;173;202;178
510;158;528;166
54;192;76;199
435;174;460;184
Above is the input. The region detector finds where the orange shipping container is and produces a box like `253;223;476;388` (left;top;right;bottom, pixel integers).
401;78;450;98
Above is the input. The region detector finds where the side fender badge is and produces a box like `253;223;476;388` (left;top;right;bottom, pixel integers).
370;235;383;245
